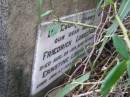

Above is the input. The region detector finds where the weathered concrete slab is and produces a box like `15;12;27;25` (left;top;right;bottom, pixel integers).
0;0;8;97
0;0;96;97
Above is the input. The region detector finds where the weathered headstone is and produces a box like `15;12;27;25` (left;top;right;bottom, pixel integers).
0;0;97;97
31;9;100;96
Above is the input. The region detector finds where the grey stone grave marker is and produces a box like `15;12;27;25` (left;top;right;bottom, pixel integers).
31;9;100;96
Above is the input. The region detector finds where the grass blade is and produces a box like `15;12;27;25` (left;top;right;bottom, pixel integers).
96;0;104;11
119;0;130;18
101;60;127;96
37;0;45;23
55;72;90;97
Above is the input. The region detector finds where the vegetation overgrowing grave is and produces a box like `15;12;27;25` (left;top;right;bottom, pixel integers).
37;0;130;97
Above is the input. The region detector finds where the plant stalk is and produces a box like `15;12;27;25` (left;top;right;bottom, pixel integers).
115;15;130;51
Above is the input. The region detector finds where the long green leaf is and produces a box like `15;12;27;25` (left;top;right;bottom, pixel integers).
37;0;44;14
101;60;127;96
55;72;90;97
37;0;45;23
112;35;129;59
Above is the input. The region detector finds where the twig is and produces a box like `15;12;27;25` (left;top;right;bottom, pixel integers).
92;5;112;71
53;19;99;29
72;89;100;97
82;10;105;74
68;59;86;81
71;81;103;85
97;5;112;43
